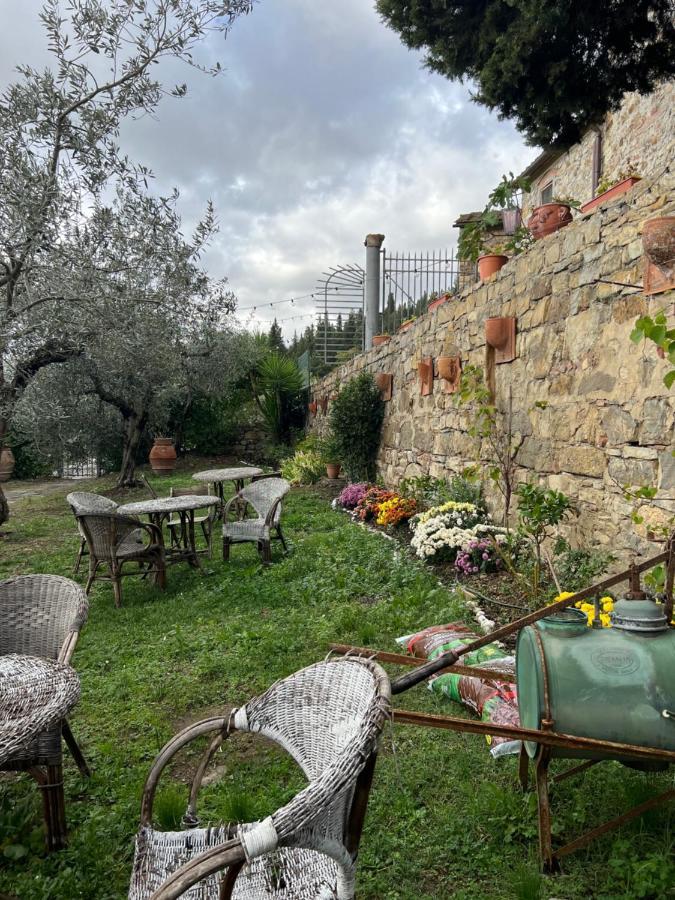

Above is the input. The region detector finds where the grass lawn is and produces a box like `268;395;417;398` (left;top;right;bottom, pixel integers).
0;461;673;900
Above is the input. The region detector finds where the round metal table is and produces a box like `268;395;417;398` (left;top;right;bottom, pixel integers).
118;495;220;569
0;654;80;766
192;467;263;504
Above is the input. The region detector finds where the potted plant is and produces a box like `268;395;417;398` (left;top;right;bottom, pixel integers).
527;196;579;240
372;333;391;346
487;172;531;235
397;317;416;333
428;291;452;313
477;245;509;281
319;431;342;479
581;168;642;213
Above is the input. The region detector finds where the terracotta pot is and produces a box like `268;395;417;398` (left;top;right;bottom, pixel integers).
501;208;521;234
398;320;414;333
527;203;573;240
437;356;462;392
149;437;177;476
319;397;328;414
308;401;317;415
642;217;675;273
428;294;450;313
485;316;517;364
326;463;342;479
580;176;642;214
372;334;390;346
375;372;393;401
477;253;508;281
0;447;15;483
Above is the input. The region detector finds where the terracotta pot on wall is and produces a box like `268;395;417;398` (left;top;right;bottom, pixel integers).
326;463;342;479
308;401;317;415
149;437;177;475
580;177;642;214
436;356;462;393
428;293;451;313
643;217;675;273
372;334;390;346
477;253;508;281
0;447;16;482
527;203;573;240
397;320;414;333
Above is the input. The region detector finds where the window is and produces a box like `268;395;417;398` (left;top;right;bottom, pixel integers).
540;181;553;204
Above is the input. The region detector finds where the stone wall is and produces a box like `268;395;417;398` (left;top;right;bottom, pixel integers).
310;169;675;559
522;81;675;215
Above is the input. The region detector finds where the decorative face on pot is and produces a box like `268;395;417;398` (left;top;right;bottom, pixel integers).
527;203;573;240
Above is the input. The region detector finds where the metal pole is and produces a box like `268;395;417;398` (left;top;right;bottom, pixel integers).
364;233;384;348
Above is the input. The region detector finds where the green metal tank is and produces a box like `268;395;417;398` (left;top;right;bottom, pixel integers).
516;599;675;762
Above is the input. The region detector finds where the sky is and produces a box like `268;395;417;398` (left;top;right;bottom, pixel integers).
0;0;538;339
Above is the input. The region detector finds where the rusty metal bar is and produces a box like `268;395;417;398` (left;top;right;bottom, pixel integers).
392;708;675;764
554;788;675;859
329;643;514;682
392;548;671;694
552;759;601;783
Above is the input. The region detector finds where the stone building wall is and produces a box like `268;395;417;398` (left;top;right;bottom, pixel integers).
522;81;675;215
310;169;675;559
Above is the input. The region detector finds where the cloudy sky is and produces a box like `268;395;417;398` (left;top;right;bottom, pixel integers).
1;0;538;338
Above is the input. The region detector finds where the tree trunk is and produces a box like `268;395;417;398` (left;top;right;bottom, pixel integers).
117;412;147;488
0;414;10;527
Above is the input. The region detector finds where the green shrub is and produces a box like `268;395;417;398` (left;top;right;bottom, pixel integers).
330;373;383;482
280;449;325;485
7;441;52;480
179;395;240;455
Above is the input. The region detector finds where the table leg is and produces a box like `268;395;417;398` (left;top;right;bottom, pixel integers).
186;511;201;570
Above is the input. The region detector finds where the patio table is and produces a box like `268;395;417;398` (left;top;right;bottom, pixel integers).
117;495;219;570
192;466;263;520
0;654;80;766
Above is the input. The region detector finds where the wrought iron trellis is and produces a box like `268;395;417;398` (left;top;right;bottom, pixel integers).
380;247;476;333
314;264;365;364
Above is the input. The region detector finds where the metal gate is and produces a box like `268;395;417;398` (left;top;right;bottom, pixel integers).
380;248;475;333
314;264;365;364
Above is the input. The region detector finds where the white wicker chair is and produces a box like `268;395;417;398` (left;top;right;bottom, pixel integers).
128;656;391;900
222;477;290;564
66;491;119;574
0;575;89;850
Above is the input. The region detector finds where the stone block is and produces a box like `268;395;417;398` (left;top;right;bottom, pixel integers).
640;397;672;445
608;455;657;486
658;449;675;491
561;446;606;478
600;405;637;445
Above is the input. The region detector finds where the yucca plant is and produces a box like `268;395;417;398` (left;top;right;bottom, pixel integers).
251;351;304;443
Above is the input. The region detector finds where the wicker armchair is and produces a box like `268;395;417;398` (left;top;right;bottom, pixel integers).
0;575;89;851
222;477;290;564
77;512;166;607
129;656;391;900
167;486;215;559
66;491;119;574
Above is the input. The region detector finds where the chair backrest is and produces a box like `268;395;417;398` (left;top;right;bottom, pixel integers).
170;485;209;498
77;512;144;559
0;574;88;660
66;491;118;515
239;477;290;521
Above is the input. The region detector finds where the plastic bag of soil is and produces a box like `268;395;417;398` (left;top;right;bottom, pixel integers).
397;623;521;758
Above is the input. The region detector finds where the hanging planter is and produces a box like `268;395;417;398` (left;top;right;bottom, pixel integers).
477;253;508;281
418;357;434;396
580;176;642;214
149;437;177;475
643;216;675;296
485;317;517;364
308;401;317;416
527;203;573;240
436;356;462;393
372;334;391;346
375;373;393;401
0;446;16;482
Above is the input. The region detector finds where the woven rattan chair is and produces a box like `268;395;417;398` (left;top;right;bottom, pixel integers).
222;477;290;564
129;656;391;900
66;491;119;574
0;574;89;851
77;512;166;607
166;486;215;559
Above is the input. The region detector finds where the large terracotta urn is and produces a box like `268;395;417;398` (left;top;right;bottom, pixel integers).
643;217;675;276
0;447;15;482
527;203;573;240
149;437;177;475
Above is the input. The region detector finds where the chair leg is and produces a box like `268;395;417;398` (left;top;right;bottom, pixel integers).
111;563;123;608
261;539;272;565
223;536;230;561
31;763;67;852
84;558;99;595
276;525;288;554
62;720;91;777
74;538;86;574
201;521;213;559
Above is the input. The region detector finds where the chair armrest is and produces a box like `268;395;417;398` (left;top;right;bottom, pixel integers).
133;518;164;547
222;493;245;522
148;839;246;900
264;496;283;527
140;716;230;826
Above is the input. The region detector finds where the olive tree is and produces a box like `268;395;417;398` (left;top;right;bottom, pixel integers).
0;0;252;518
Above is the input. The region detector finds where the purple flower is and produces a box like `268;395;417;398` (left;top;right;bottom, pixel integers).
338;482;370;509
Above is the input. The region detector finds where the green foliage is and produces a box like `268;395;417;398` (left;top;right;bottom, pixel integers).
316;430;342;464
457;210;502;263
552;537;614;593
7;440;52;480
631;311;675;390
376;0;675;146
517;483;575;539
252;352;305;444
487;172;531;211
330;373;384;482
280;449;324;485
267;318;286;354
178;394;241;455
399;474;487;514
